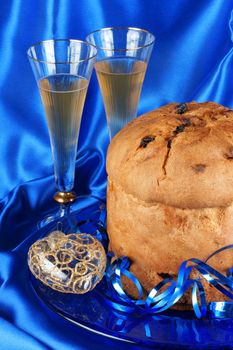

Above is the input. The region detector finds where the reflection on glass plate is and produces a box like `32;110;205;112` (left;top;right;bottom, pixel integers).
29;196;233;349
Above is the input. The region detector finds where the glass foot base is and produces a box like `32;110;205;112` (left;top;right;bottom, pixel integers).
37;195;105;230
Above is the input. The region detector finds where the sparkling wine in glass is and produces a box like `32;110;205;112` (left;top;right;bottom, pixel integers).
27;39;96;222
86;27;155;139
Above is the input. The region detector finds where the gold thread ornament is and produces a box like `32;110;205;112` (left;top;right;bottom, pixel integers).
28;231;107;294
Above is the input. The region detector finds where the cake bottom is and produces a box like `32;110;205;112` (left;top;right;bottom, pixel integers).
107;180;232;303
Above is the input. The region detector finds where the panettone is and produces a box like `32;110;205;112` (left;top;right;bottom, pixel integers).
106;101;233;303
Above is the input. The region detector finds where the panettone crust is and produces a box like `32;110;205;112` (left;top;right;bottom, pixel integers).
107;102;233;209
106;102;233;303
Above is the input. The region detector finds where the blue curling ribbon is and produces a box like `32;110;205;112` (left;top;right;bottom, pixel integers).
104;246;233;319
96;209;233;320
191;280;207;319
228;267;233;278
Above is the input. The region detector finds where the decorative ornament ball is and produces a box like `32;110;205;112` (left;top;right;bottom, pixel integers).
28;231;106;294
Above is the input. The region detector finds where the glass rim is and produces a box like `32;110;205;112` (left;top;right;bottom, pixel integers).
86;26;155;52
27;39;97;64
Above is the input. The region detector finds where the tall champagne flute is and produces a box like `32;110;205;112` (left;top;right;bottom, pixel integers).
86;27;155;139
27;39;97;224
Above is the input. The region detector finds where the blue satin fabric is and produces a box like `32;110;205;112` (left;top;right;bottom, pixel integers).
0;1;233;349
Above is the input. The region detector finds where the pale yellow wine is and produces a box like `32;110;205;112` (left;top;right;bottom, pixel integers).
95;58;147;138
39;74;88;191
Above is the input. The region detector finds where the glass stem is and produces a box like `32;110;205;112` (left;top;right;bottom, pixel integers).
59;203;71;217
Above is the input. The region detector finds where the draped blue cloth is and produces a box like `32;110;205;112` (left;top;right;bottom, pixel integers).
0;0;233;349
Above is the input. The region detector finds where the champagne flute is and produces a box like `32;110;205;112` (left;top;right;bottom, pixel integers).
86;27;155;139
27;39;97;225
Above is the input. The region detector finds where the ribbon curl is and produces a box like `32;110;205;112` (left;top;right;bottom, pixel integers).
95;208;233;319
105;248;233;319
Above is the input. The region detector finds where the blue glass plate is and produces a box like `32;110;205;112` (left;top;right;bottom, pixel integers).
30;197;233;349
